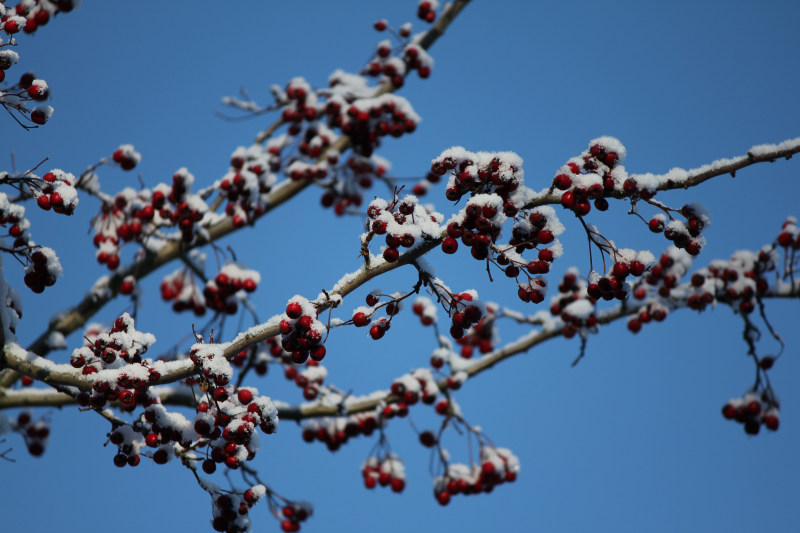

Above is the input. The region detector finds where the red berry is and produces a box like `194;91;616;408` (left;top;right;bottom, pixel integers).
286;301;303;319
442;237;458;254
237;389;253;404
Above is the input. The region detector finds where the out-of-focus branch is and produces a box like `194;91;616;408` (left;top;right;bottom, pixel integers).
0;2;473;390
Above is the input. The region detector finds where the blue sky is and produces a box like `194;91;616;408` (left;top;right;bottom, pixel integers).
3;1;800;532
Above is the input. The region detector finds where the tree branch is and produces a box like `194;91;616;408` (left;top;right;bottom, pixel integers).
0;3;473;389
4;279;797;417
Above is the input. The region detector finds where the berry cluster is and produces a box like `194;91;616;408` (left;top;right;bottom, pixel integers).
444;289;486;341
432;148;524;208
586;249;653;303
390;369;440;406
222;144;278;227
319;154;387;216
643;246;692;299
209;485;266;533
411;296;437;325
34;169;78;214
366;35;434;85
721;392;780;435
204;263;260;315
0;190;64;293
776;216;800;249
647;203;710;257
453;303;496;357
432;446;519;506
111;144;141;171
442;193;506;259
326;92;420;157
153;168;208;243
366;194;443;263
14;410;49;457
279;296;327;364
0;0;74;35
277;502;312;533
626;301;668;334
69;314;158;406
284;358;327;402
160;266;206;315
552;137;627;216
189;343;234;388
416;0;439;22
0;1;73;126
362;453;407;492
23;246;61;293
351;289;413;340
280;78;321;135
301;412;381;452
193;384;278;472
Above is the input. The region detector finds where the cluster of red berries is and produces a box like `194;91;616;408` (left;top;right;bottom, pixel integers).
14;411;49;457
111;144;141;171
552;138;627;216
721;391;780;435
417;0;438;22
442;194;505;259
776;216;800;249
284;358;327;401
189;343;234;388
516;276;547;304
362;454;407;492
587;253;651;303
433;446;519;506
366;37;433;85
351;290;407;340
160;267;206;315
390;369;440;406
221;148;276;228
367;194;443;263
453;304;496;357
210;485;267;533
279;297;327;365
277;502;312;533
92;185;155;271
319;154;385;216
35;169;78;214
432;148;523;210
0;3;66;126
280;78;320;135
301;412;381;452
411;296;437;325
643;247;692;299
0;49;20;84
194;385;278;472
203;263;260;315
549;270;592;335
0;0;74;36
70;314;158;406
647;204;709;257
626;301;668;334
326;93;420;157
445;290;485;340
154;168;207;243
23;246;61;293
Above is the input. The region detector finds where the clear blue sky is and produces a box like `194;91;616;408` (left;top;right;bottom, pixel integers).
4;2;800;532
